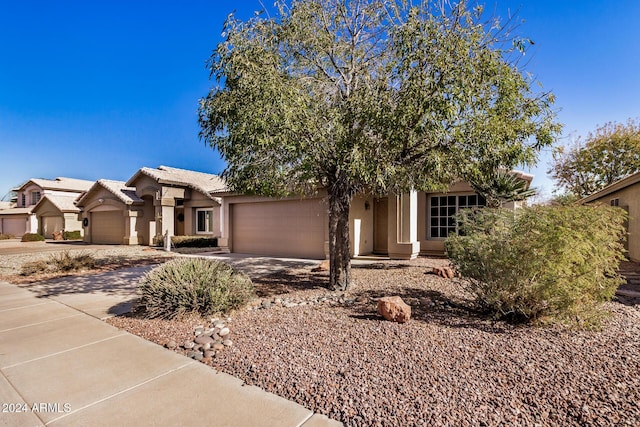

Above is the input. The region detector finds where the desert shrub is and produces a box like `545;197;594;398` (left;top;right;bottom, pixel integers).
50;251;96;272
445;205;627;326
137;258;254;319
156;235;218;248
0;233;14;240
63;230;82;240
21;233;45;242
21;251;96;275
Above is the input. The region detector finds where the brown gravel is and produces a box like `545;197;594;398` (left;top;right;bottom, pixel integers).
107;257;640;427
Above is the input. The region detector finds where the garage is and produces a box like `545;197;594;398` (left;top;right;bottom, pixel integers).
91;210;125;244
231;199;327;259
42;216;63;238
0;216;27;237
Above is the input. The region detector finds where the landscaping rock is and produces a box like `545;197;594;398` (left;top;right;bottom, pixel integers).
377;296;411;323
311;259;330;272
429;266;456;279
195;335;214;345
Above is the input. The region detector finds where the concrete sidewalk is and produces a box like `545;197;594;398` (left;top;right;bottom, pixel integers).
0;280;341;426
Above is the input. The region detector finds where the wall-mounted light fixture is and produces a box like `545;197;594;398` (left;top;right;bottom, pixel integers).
98;198;104;204
364;201;370;210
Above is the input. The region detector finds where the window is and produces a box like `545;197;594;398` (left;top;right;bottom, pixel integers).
21;194;25;207
429;194;486;239
610;198;620;207
196;209;214;234
30;191;41;205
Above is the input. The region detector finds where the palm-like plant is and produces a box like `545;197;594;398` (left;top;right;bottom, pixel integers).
471;169;537;208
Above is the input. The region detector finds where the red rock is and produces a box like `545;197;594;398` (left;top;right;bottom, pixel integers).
430;266;456;279
312;260;330;272
377;296;411;323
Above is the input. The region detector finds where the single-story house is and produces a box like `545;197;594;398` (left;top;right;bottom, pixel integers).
580;171;640;262
32;194;84;238
213;171;532;260
76;166;227;245
0;177;93;237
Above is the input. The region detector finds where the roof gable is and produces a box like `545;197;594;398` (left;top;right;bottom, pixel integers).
76;179;143;206
126;166;227;199
18;177;94;193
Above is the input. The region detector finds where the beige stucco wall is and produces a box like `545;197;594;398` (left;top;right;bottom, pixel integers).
184;190;220;236
587;184;640;262
349;195;374;257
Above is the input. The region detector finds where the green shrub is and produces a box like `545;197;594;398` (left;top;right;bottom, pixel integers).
21;251;96;275
0;233;14;240
21;233;45;242
445;205;627;326
63;230;82;240
156;235;218;248
137;258;254;319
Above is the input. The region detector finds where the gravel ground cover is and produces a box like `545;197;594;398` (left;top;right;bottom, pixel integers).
108;257;640;427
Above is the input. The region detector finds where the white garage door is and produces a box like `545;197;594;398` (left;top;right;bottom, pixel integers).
232;199;327;259
1;217;27;237
42;216;63;238
91;211;124;244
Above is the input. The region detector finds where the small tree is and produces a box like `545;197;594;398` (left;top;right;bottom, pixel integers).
470;169;537;208
199;0;560;290
549;118;640;199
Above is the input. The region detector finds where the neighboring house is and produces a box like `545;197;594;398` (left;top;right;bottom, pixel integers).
0;177;93;237
580;171;640;262
76;166;226;245
213;171;533;260
32;194;83;238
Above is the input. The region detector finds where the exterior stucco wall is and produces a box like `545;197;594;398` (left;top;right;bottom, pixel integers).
349;195;374;257
184;190;220;236
586;184;640;262
79;187;128;244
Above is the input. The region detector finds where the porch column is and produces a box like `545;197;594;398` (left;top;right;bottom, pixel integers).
217;198;229;249
387;190;420;260
123;210;142;245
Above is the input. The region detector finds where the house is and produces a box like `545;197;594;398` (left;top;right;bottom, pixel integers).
0;177;93;237
580;171;640;262
76;166;226;245
213;171;533;259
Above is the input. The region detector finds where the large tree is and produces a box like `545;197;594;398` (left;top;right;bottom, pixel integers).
549;118;640;198
199;0;559;291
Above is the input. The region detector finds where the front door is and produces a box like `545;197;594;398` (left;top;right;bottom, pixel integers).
373;197;388;254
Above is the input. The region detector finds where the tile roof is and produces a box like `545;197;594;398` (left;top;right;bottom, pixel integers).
127;166;227;199
0;207;33;215
34;194;81;213
76;180;143;206
20;177;94;192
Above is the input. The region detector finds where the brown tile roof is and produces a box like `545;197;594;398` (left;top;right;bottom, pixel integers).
34;194;81;213
76;180;143;206
19;177;94;192
127;166;227;199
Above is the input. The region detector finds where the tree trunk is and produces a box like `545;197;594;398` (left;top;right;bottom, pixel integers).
328;188;352;291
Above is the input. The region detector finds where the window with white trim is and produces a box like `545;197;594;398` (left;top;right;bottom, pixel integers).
196;209;214;234
30;191;41;205
428;194;486;239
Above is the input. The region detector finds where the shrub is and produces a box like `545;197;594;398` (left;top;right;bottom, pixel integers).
63;230;82;240
21;251;96;275
0;233;14;240
445;205;627;326
21;233;45;242
137;258;254;319
156;235;218;248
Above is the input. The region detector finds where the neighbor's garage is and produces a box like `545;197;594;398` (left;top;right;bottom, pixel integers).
42;216;63;238
0;216;27;237
231;199;327;259
91;210;124;244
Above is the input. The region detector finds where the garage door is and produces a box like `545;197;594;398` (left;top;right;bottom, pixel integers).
91;211;124;244
1;217;27;237
232;199;327;259
42;216;63;238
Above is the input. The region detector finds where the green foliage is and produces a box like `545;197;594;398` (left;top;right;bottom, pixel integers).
0;233;14;240
549;118;640;198
21;233;45;242
156;235;219;249
21;251;96;275
63;230;82;240
446;205;627;326
137;258;255;319
470;169;537;208
199;0;560;290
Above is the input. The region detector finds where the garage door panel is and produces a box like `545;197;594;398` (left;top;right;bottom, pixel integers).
91;211;124;244
1;217;27;237
232;199;326;259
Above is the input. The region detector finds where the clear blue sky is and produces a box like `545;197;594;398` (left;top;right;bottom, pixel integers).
1;1;638;200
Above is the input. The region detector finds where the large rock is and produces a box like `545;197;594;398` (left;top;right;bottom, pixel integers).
377;296;411;323
430;266;456;279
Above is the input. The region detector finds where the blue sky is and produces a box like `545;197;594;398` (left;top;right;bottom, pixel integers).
1;1;638;200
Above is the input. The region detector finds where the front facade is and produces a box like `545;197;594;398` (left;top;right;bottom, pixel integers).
0;177;93;237
581;172;640;262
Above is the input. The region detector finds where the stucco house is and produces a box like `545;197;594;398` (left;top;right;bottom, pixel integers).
213;171;532;260
580;171;640;262
76;166;226;245
0;177;93;237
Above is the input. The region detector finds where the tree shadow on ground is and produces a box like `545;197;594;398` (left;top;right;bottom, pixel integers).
250;271;328;297
347;286;511;334
351;263;412;270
